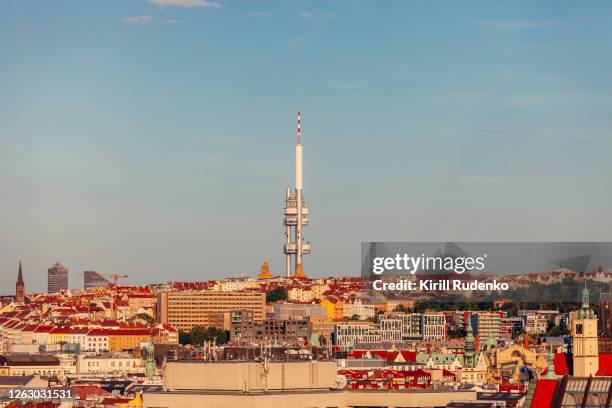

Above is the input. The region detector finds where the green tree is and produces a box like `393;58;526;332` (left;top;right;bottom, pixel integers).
204;327;229;345
179;326;229;346
190;326;207;346
179;330;192;345
266;286;288;302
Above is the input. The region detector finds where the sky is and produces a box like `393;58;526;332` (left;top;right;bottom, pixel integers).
1;0;612;293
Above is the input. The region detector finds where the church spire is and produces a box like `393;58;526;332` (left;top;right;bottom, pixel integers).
578;280;595;319
582;279;590;308
464;316;477;369
465;317;475;351
15;260;25;303
17;261;24;284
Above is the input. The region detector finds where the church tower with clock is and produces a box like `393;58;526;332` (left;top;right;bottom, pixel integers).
572;283;599;377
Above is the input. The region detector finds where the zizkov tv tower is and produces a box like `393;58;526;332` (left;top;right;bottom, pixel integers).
283;112;310;278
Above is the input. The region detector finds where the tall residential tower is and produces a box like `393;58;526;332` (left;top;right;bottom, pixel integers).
283;112;310;278
48;262;69;293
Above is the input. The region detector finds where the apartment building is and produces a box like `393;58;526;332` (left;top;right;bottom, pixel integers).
229;310;310;344
270;303;327;320
470;312;502;342
518;310;559;335
389;312;424;341
334;322;381;350
378;315;402;342
525;314;549;335
423;313;446;341
77;353;144;374
0;355;76;377
157;290;266;331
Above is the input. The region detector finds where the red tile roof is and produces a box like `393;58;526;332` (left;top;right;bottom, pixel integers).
531;379;557;408
553;353;570;375
598;353;612;376
70;385;110;400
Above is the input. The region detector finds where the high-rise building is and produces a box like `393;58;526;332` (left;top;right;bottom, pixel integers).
15;261;25;303
470;312;502;342
156;290;266;331
47;262;68;293
572;284;599;377
83;271;111;289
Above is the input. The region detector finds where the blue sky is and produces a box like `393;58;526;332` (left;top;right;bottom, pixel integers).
1;0;612;292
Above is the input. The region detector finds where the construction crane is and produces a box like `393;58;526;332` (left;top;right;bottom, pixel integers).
80;271;129;286
100;273;129;284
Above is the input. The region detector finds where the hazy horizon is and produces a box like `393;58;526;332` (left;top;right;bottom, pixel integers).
2;0;612;293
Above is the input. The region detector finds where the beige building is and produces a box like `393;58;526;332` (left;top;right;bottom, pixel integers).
157;290;266;331
0;355;76;377
127;294;157;319
143;360;478;408
77;353;144;374
472;312;501;342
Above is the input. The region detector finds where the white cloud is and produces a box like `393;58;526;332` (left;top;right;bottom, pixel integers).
123;15;153;24
161;19;185;24
149;0;221;9
298;10;334;19
298;10;312;18
242;11;271;18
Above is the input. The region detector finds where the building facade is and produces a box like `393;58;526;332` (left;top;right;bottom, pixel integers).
229;310;310;344
470;312;502;342
83;271;110;289
157;290;266;331
48;262;68;293
423;313;446;341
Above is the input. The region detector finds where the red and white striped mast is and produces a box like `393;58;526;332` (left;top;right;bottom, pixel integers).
295;112;304;271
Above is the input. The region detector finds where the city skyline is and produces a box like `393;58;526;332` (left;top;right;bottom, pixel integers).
3;0;612;293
